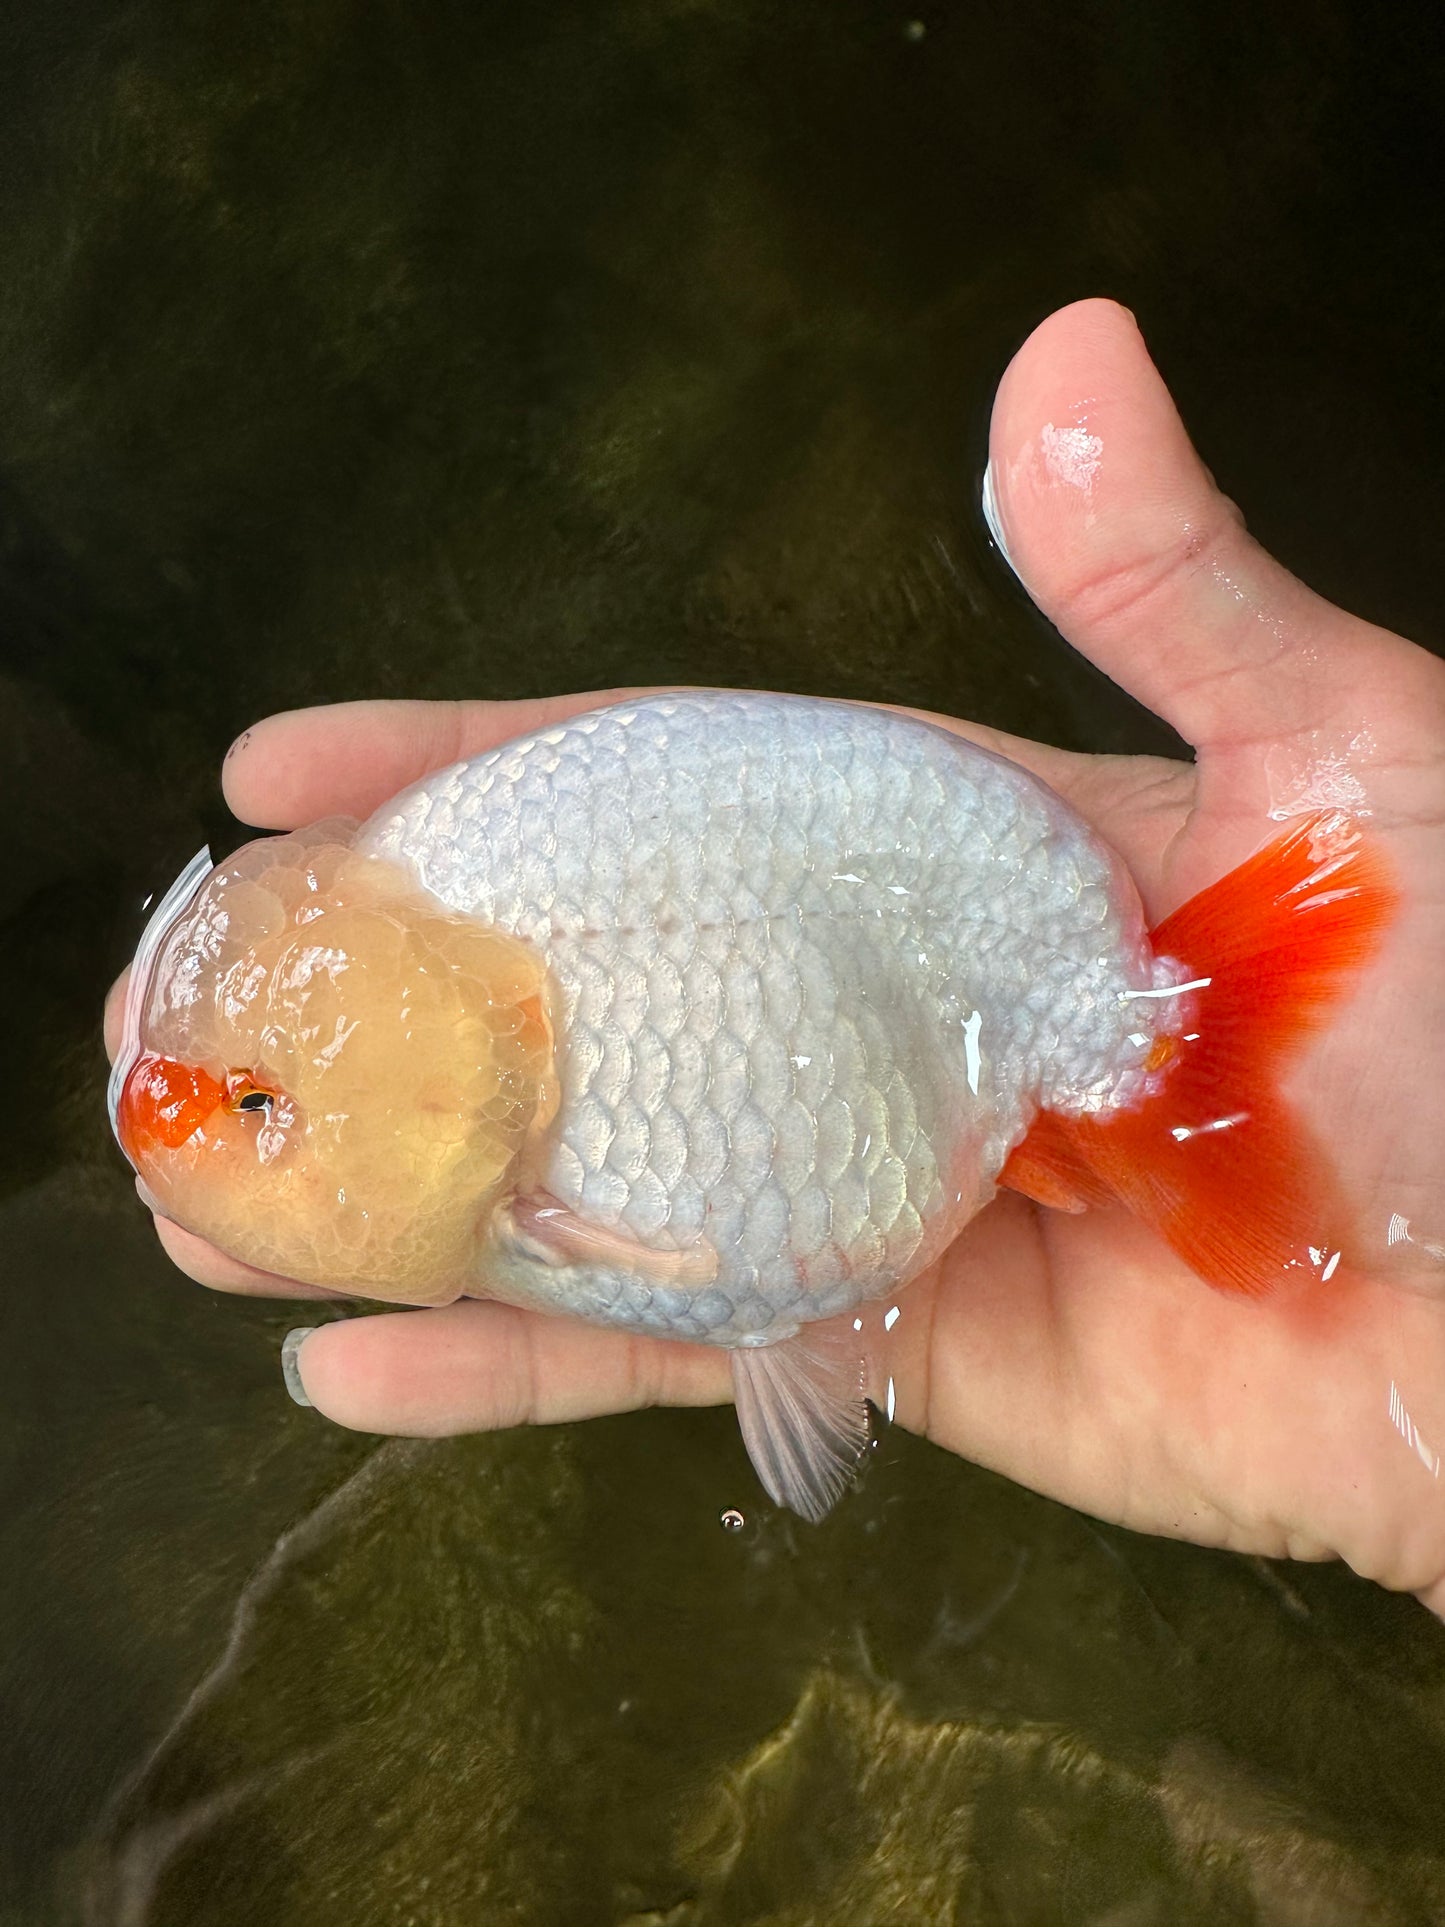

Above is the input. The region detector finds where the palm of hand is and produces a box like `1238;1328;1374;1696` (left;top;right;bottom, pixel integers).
912;737;1445;1607
108;302;1445;1609
913;303;1445;1608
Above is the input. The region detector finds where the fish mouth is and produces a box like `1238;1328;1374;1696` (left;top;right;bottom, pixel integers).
107;846;215;1166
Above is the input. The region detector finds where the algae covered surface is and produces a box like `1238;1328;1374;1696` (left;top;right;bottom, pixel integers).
3;1;1445;1921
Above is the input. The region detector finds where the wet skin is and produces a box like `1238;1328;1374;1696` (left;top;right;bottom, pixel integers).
106;300;1445;1613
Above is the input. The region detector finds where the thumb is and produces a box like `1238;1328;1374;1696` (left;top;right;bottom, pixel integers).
984;299;1411;755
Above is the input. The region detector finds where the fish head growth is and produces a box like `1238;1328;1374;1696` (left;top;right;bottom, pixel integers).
112;829;555;1303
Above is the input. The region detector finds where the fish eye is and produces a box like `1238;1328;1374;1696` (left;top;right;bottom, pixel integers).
227;1078;276;1116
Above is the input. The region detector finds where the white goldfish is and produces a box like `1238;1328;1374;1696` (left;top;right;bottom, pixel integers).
110;692;1392;1518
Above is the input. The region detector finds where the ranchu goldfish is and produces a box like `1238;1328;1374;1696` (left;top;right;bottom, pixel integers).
110;694;1392;1518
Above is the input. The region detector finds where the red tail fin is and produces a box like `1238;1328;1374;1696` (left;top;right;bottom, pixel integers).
1000;813;1397;1294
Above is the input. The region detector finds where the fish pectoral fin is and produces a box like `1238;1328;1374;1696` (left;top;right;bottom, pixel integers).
496;1192;718;1286
730;1328;871;1524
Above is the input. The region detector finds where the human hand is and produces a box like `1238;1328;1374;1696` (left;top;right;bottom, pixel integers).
105;300;1445;1611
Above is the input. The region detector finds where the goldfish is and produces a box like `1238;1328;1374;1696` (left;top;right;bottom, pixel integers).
110;693;1392;1519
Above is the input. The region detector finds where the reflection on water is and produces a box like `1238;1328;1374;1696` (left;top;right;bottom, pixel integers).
3;0;1445;1920
66;1375;1445;1926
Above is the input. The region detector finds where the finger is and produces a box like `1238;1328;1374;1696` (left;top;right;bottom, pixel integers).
222;693;643;829
104;969;128;1063
222;689;1100;830
284;1299;732;1432
223;689;1086;830
152;1210;348;1300
985;298;1417;753
220;689;1190;882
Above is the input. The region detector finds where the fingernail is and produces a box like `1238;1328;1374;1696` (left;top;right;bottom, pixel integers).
981;459;1021;581
281;1327;317;1408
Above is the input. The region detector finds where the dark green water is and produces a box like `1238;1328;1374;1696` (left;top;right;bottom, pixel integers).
3;2;1445;1921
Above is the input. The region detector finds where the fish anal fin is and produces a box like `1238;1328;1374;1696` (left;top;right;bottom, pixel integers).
1000;1112;1114;1212
730;1326;871;1524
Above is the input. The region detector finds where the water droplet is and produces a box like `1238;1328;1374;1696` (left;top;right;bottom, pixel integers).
719;1507;746;1533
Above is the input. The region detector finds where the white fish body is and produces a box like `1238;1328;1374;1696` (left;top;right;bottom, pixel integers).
361;694;1173;1353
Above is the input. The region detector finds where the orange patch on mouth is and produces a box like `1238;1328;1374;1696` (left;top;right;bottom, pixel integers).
118;1053;226;1155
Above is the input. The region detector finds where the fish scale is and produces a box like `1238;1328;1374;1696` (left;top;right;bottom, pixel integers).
362;692;1166;1346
